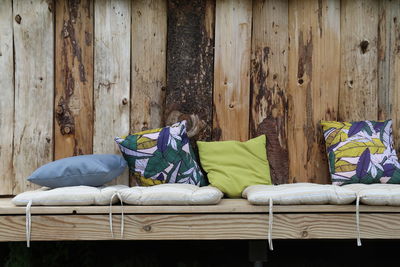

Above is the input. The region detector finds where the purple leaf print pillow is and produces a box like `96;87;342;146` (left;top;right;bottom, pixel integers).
321;120;400;185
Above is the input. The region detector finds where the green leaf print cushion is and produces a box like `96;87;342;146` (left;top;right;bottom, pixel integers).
115;121;207;186
321;120;400;185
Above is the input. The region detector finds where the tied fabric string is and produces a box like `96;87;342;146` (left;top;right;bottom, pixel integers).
268;197;274;251
109;192;124;239
25;200;32;248
356;194;362;246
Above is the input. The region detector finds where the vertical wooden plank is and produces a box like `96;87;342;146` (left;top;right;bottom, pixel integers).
55;0;94;159
0;0;14;194
13;0;54;194
213;0;252;141
250;0;289;184
93;0;131;185
339;0;379;121
378;0;400;153
131;0;167;133
165;0;215;141
287;0;340;183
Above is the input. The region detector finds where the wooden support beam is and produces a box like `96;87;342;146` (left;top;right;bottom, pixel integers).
339;0;379;121
0;0;14;195
166;0;215;141
287;0;340;183
378;1;400;154
250;0;289;184
213;0;252;141
55;0;94;159
131;0;167;133
93;0;131;185
13;0;54;194
2;212;400;242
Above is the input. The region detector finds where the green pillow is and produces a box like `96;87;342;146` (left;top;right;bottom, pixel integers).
197;135;272;198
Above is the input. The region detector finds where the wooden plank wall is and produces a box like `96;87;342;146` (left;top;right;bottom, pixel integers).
1;0;400;195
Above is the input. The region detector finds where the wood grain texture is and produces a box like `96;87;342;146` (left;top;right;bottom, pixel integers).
339;0;379;121
0;0;14;194
213;0;252;141
288;0;340;183
55;0;94;159
251;0;289;184
166;0;215;141
2;212;400;242
378;0;400;153
12;0;54;194
131;0;167;133
93;0;131;185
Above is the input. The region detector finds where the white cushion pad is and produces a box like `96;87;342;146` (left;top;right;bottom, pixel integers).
119;184;223;205
344;184;400;206
243;183;356;205
12;185;128;206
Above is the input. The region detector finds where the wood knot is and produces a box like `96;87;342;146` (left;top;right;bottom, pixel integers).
64;126;72;134
122;98;128;105
15;15;21;24
229;104;234;109
360;40;369;54
301;230;308;238
143;225;152;232
161;86;167;91
298;78;304;85
56;105;64;115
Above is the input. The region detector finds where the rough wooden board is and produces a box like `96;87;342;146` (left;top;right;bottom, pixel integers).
378;1;400;153
213;0;252;141
131;0;167;133
12;0;54;194
166;0;215;141
339;0;379;121
93;0;130;185
287;0;340;183
0;0;14;195
2;213;400;242
55;0;94;159
250;0;289;184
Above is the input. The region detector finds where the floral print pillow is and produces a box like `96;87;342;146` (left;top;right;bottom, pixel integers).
321;120;400;185
115;121;206;186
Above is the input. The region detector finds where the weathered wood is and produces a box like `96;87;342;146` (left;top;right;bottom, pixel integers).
131;0;167;133
251;0;289;184
93;0;130;185
0;0;14;195
339;0;379;121
287;0;340;184
378;1;400;153
12;0;54;194
166;0;215;141
55;0;94;159
213;0;252;141
2;212;400;242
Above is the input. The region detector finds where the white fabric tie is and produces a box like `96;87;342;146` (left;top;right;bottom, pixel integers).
25;200;32;248
109;192;124;238
268;197;274;251
356;194;361;246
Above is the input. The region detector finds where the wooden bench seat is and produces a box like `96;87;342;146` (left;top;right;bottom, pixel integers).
1;198;400;242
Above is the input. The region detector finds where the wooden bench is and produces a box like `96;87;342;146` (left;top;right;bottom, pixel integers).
1;198;400;242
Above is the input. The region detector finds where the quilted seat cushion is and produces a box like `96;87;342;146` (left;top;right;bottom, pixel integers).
12;185;128;206
243;183;356;205
344;184;400;206
119;184;223;205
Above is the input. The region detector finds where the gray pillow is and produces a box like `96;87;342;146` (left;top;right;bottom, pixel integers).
28;154;127;188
